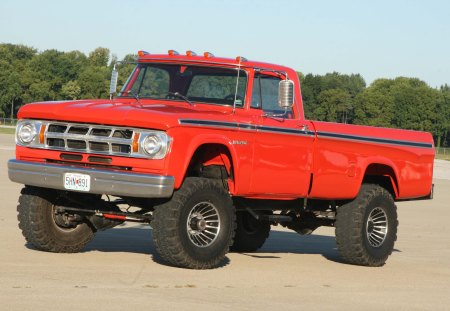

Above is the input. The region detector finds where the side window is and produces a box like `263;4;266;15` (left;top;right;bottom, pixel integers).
251;74;291;116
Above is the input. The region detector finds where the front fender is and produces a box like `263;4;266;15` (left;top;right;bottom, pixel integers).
166;129;243;191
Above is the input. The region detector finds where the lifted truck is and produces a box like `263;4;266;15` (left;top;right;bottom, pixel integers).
8;50;435;269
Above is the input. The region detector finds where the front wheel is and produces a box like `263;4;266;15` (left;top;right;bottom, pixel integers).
152;178;236;269
17;187;95;253
335;184;398;267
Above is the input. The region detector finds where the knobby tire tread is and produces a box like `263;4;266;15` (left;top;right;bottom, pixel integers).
152;178;236;269
17;187;94;253
335;184;398;267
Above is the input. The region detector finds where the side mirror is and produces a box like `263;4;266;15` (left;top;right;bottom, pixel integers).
109;65;119;99
278;79;294;109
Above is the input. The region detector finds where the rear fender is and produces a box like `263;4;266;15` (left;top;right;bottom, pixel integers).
362;161;400;199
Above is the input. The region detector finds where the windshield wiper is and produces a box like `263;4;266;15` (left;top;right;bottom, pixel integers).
131;92;140;102
167;92;194;106
119;91;141;103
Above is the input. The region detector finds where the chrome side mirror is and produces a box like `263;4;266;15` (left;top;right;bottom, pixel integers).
278;79;294;109
109;64;119;99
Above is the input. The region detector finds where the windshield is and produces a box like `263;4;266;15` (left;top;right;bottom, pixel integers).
118;63;247;107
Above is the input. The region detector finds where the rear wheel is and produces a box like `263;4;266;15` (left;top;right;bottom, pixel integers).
152;178;236;269
17;187;95;253
335;184;398;267
230;211;270;252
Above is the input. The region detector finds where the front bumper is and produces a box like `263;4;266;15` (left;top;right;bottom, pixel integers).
8;159;174;198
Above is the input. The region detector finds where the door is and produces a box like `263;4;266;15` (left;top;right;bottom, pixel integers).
249;73;314;197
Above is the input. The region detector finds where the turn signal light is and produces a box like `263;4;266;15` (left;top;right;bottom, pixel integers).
39;124;46;144
132;133;140;152
168;50;179;56
203;52;214;58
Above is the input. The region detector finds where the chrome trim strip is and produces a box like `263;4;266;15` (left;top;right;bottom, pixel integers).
8;159;174;198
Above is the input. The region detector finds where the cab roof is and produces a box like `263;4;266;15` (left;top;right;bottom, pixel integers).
136;50;293;73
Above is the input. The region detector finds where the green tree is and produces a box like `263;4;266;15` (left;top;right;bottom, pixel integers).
27;81;53;102
0;43;36;64
26;49;66;100
61;80;81;100
354;79;396;127
0;44;36;117
300;72;365;123
434;85;450;147
315;89;352;122
88;47;110;67
355;77;440;138
115;54;137;92
78;66;110;99
390;77;436;132
0;63;21;118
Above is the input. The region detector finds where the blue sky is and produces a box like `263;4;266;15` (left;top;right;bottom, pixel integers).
1;0;449;87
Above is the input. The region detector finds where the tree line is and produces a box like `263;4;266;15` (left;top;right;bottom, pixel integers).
300;73;450;148
1;43;449;147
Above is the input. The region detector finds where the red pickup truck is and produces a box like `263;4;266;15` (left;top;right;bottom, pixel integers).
8;50;435;269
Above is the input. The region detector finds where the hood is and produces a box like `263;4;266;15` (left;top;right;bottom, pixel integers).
17;99;224;130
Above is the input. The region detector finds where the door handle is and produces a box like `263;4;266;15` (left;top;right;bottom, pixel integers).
298;124;309;131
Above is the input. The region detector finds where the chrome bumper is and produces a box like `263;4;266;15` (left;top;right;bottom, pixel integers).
8;159;174;198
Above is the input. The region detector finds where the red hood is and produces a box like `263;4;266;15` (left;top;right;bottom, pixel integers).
17;99;225;130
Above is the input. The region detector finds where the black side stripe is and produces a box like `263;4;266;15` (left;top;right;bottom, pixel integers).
317;131;433;149
179;119;314;136
259;126;315;136
179;119;433;149
180;119;239;129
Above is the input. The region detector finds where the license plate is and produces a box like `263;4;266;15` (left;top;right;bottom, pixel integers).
64;173;91;192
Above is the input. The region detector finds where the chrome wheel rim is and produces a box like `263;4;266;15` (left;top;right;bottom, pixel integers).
186;202;221;247
366;207;388;247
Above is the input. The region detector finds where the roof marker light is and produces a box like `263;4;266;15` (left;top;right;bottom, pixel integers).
138;50;150;57
235;56;248;62
168;50;179;56
186;50;197;57
203;52;215;58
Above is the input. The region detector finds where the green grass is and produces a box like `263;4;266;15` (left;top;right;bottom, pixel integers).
0;127;15;135
436;148;450;161
436;153;450;161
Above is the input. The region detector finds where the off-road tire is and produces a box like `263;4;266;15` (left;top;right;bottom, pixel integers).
230;211;270;252
17;187;95;253
335;184;398;267
152;177;236;269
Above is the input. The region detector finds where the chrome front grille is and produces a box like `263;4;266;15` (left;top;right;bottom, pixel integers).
45;123;135;156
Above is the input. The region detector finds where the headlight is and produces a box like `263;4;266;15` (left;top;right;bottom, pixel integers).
139;132;169;159
142;135;162;156
17;122;37;144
